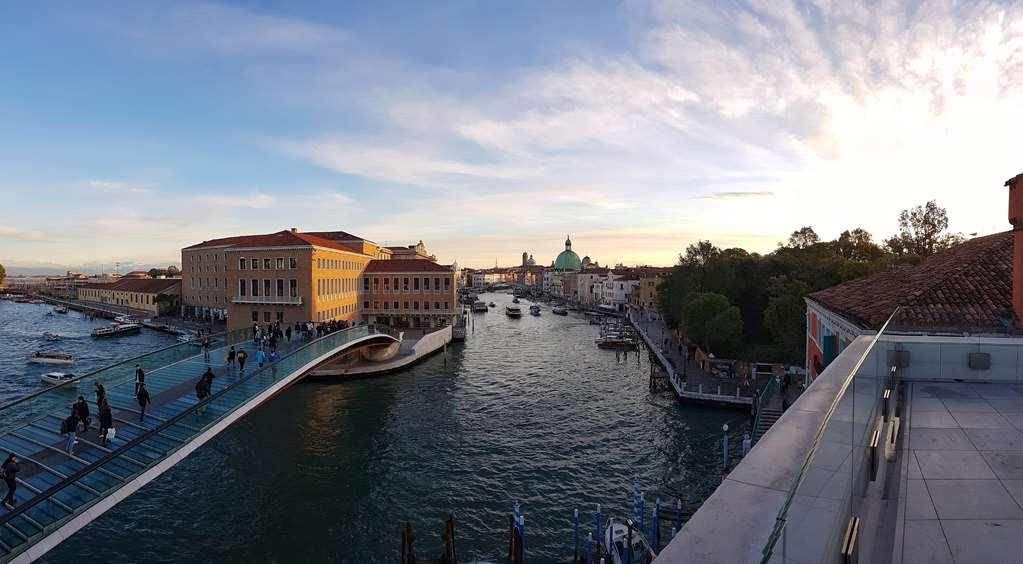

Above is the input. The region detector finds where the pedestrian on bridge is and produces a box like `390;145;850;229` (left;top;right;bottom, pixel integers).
237;350;248;374
63;406;78;454
256;349;265;368
2;453;18;510
137;383;151;422
99;400;113;447
134;364;145;397
285;325;292;342
94;381;106;407
75;396;91;432
227;346;236;368
202;336;211;361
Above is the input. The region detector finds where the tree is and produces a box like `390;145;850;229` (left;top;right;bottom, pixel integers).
0;263;5;286
763;275;812;363
886;200;964;257
787;226;820;249
680;240;721;267
682;292;733;349
836;228;883;262
704;305;743;358
147;268;166;278
166;265;180;276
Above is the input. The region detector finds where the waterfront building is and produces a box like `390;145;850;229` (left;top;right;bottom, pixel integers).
77;277;181;315
181;229;454;329
359;259;458;328
629;267;671;312
386;240;436;261
600;273;638;313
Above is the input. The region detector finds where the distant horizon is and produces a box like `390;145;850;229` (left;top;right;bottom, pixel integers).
2;2;1021;271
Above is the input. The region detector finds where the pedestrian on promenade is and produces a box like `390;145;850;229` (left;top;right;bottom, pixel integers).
63;405;78;453
256;349;265;368
75;395;91;432
237;350;248;374
285;326;292;342
252;324;259;344
99;400;113;446
134;364;145;397
227;346;236;367
202;336;211;361
202;365;215;385
136;383;151;422
94;381;106;407
2;454;19;510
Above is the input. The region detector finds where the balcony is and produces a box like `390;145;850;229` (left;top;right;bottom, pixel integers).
232;295;302;305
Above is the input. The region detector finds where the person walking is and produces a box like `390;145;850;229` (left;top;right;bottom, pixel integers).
63;405;78;454
2;454;18;510
237;349;248;374
256;349;265;368
202;335;211;361
94;381;106;407
99;400;113;446
136;383;151;422
195;374;211;416
285;325;292;342
227;346;236;368
134;364;145;397
75;395;91;432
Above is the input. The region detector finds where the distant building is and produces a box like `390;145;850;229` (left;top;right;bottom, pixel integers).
629;267;672;312
360;259;457;328
77;278;181;316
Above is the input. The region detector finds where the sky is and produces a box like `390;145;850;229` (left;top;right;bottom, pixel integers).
1;0;1022;272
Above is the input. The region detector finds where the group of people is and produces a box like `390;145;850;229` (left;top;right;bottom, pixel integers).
61;382;115;456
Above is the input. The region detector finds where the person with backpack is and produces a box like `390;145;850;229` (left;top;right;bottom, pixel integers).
63;405;78;453
256;348;265;368
227;346;236;368
75;395;91;432
99;400;113;447
137;383;151;422
134;364;145;397
195;374;211;415
2;453;18;510
237;349;248;374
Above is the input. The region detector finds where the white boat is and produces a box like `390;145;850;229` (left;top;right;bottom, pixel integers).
53;305;69;314
604;519;656;564
552;305;568;315
512;297;520;303
529;305;541;316
177;332;198;343
488;302;496;308
505;305;523;318
472;301;489;313
29;351;75;365
40;372;77;386
43;332;61;341
92;322;143;337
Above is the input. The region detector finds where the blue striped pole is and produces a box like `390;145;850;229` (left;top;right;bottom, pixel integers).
595;503;602;556
675;499;682;533
573;509;579;563
639;494;645;538
586;532;593;564
652;497;660;549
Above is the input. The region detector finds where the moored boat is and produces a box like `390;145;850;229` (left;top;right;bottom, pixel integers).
472;301;489;313
29;351;75;365
92;322;143;338
505;304;522;318
529;305;541;316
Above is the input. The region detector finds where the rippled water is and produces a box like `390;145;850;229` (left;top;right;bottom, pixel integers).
3;295;749;563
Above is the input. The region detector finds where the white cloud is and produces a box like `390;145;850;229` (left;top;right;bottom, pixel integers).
84;180;154;195
193;192;276;209
0;226;49;241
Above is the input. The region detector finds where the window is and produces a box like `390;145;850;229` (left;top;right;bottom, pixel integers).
434;277;440;292
290;257;297;269
263;279;271;297
251;258;259;269
373;277;379;290
404;301;409;310
424;277;430;291
276;279;284;297
383;301;389;310
263;258;271;270
239;280;247;296
363;278;370;291
289;279;297;298
264;311;271;323
276;311;284;322
403;277;409;291
393;277;399;290
413;301;419;310
413;277;420;291
434;302;440;310
393;301;399;309
444;278;450;290
276;258;284;269
424;301;430;310
239;258;247;270
252;311;259;322
384;277;390;288
444;301;448;310
251;279;259;297
373;301;379;309
363;301;370;309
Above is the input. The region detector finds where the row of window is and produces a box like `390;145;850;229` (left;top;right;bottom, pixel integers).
363;300;449;311
251;310;286;323
239;257;298;271
317;258;361;271
317;277;356;298
363;276;451;293
237;279;299;298
317;303;356;321
191;277;227;290
79;289;153;306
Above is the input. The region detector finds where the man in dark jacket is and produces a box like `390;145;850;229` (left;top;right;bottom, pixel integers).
99;400;114;446
2;453;18;509
134;364;145;397
75;396;91;432
137;383;151;422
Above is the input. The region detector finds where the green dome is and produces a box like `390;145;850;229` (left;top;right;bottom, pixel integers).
553;235;582;270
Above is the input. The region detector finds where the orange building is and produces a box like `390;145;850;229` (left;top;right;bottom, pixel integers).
359;259;458;328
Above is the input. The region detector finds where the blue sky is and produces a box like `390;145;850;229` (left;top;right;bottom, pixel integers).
1;0;1022;271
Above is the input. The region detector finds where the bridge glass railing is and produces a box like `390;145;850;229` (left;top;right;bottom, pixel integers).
0;324;391;562
760;311;898;564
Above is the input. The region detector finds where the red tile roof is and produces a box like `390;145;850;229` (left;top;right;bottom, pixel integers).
79;278;181;294
363;259;453;273
184;230;365;255
808;231;1014;332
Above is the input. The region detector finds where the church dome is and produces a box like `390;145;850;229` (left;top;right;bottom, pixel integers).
553;235;582;271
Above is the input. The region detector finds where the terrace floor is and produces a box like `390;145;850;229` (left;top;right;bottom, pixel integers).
896;381;1023;564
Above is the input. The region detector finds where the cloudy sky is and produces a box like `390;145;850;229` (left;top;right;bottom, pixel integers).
1;0;1021;271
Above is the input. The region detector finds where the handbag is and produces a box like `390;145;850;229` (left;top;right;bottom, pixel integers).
107;427;116;441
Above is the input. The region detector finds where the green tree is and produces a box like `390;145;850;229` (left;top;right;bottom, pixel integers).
885;200;964;257
763;275;812;363
147;268;167;278
836;228;883;262
0;263;5;286
704;305;743;358
787;226;820;249
682;292;732;347
166;265;180;276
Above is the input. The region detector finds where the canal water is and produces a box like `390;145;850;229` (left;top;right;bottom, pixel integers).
1;296;749;563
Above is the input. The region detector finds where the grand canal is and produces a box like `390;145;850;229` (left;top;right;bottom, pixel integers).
1;296;749;563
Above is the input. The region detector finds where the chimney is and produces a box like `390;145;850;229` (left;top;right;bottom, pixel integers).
1007;173;1023;325
290;227;298;233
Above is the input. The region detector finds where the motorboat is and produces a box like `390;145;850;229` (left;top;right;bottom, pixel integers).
512;297;520;304
29;351;75;365
43;332;61;341
596;336;639;350
505;305;522;318
177;332;199;343
488;302;496;308
40;372;77;386
603;518;656;564
552;305;568;315
92;322;143;337
472;301;489;313
529;305;541;316
54;305;69;314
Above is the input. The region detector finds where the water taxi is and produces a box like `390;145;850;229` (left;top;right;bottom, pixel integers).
505;304;522;318
43;331;61;341
512;297;520;304
54;305;69;314
40;372;77;386
472;301;489;313
529;305;541;316
488;302;496;308
29;351;75;365
552;305;568;315
92;322;143;338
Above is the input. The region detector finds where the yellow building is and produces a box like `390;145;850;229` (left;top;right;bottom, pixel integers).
77;278;181;315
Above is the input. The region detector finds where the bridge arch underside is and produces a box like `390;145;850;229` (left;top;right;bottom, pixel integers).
301;335;402;374
0;328;398;564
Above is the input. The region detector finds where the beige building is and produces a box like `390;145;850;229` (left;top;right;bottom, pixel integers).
360;259;458;328
77;278;181;315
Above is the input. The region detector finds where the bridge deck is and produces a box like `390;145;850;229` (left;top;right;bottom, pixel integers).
0;324;396;563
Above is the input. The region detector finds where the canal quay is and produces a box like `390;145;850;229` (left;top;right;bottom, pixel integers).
1;296;749;562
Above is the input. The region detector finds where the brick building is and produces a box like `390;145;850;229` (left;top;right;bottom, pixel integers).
359;259;457;328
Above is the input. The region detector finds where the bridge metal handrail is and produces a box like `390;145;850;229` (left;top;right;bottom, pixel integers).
0;324;395;557
750;375;779;444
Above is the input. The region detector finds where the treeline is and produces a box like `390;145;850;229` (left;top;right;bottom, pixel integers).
656;201;964;364
147;266;180;278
